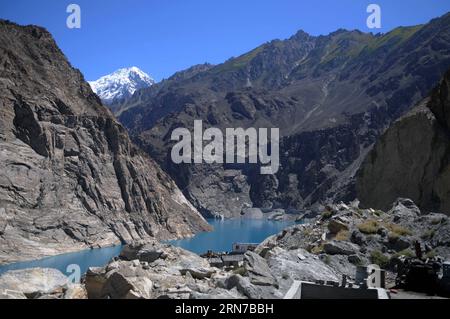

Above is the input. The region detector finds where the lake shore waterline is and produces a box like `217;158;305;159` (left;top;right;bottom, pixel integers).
0;245;123;277
168;218;298;254
0;218;298;277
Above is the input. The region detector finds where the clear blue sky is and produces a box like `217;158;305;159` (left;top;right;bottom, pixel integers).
1;0;449;82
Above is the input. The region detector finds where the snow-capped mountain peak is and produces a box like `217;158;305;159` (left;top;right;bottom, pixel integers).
89;67;155;104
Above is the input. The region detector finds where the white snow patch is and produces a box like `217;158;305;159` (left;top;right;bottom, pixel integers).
89;67;155;104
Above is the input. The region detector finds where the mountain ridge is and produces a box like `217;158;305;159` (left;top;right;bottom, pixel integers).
113;12;450;218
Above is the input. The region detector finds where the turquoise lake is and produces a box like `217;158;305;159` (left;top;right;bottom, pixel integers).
168;218;296;254
0;219;295;276
0;245;123;277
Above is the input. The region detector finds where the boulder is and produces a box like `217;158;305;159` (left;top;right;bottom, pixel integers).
348;254;363;265
266;248;339;283
256;224;320;252
85;260;155;299
244;252;277;287
0;268;69;298
180;267;215;280
386;236;411;252
85;243;218;299
101;271;153;299
120;241;166;263
266;209;286;221
390;199;421;222
224;274;275;299
101;272;135;299
64;284;88;299
0;290;26;299
241;208;264;220
190;288;244;299
320;254;357;279
350;230;366;246
323;241;359;256
431;222;450;248
119;242;144;261
84;267;108;299
328;218;349;234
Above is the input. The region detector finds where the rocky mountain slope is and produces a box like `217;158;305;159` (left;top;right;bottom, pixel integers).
0;21;210;264
115;13;450;218
89;67;155;107
357;69;450;215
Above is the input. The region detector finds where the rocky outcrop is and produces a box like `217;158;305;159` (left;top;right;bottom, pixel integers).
117;13;450;218
82;239;342;299
0;20;210;264
84;240;234;299
0;268;87;299
2;198;448;299
257;199;450;278
357;69;450;215
83;198;449;300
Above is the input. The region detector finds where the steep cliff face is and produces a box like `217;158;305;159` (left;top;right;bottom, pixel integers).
0;21;210;264
357;69;450;215
116;14;450;217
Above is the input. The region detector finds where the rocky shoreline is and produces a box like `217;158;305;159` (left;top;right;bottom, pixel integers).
1;198;449;299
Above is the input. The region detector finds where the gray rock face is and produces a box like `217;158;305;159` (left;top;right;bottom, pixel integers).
0;21;210;264
357;70;450;216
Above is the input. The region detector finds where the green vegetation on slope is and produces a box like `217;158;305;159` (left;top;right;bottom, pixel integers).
361;25;424;55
